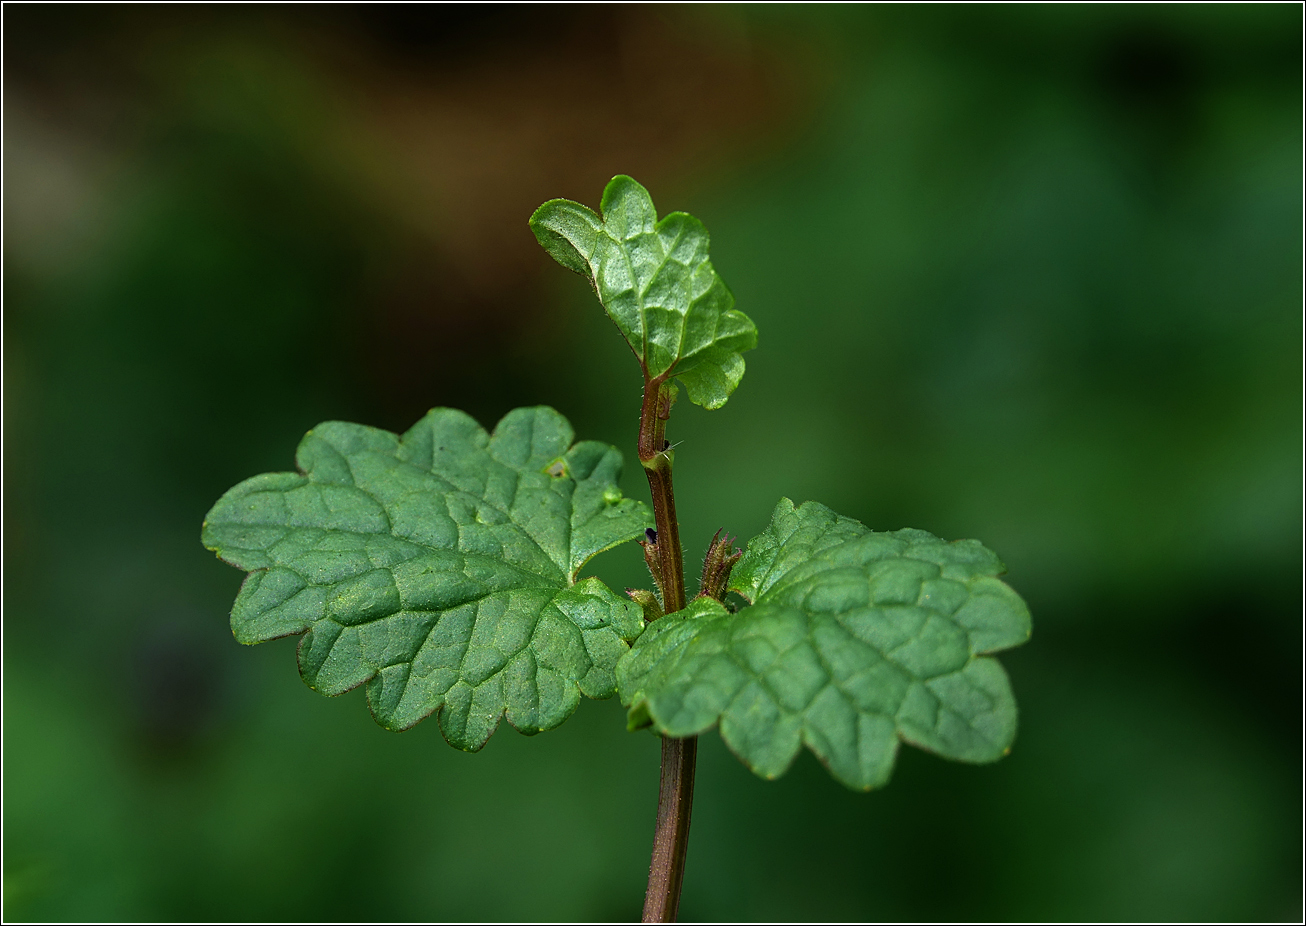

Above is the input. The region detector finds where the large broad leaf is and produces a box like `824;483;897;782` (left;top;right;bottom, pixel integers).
529;175;758;409
202;406;651;750
617;499;1031;790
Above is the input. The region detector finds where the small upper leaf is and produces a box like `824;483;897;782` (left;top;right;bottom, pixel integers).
530;175;757;409
202;407;651;750
617;499;1031;790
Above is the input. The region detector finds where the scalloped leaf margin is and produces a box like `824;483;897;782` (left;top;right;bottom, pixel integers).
203;406;651;750
617;498;1031;790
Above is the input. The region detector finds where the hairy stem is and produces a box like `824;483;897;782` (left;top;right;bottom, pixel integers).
637;374;696;922
642;735;698;923
638;377;685;613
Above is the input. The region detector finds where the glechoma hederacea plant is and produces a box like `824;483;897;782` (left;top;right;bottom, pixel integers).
202;175;1031;921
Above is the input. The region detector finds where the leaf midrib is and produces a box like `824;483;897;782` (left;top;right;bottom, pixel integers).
603;213;694;377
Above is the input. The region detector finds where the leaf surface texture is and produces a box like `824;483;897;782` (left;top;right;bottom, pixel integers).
203;407;650;749
530;175;757;409
618;499;1031;789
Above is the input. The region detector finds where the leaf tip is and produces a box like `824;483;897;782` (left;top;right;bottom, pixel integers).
529;197;600;277
601;173;649;204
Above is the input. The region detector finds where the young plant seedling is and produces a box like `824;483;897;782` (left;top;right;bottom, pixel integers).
202;175;1032;922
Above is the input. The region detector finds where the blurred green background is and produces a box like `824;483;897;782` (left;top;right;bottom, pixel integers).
3;4;1300;921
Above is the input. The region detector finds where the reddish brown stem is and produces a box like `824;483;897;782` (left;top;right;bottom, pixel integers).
642;735;698;923
637;377;685;614
636;374;696;922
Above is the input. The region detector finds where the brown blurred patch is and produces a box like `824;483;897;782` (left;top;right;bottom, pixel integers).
314;6;817;414
4;5;820;417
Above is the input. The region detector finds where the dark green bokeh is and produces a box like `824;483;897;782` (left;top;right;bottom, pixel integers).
4;5;1300;921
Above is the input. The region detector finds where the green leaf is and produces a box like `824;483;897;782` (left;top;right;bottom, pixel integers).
617;498;1031;790
202;406;651;750
529;175;758;409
